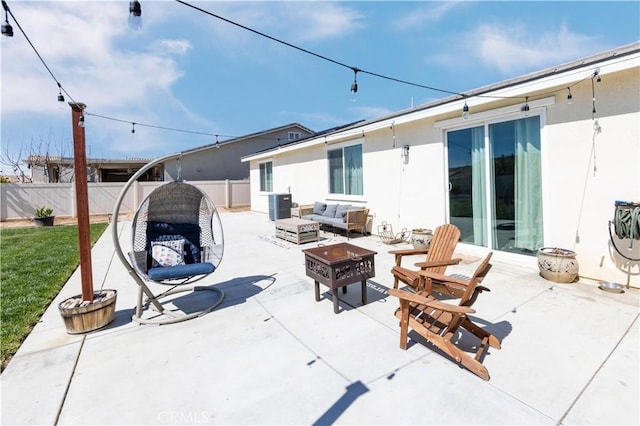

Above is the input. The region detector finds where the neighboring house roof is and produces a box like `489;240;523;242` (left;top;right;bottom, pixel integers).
26;155;153;167
245;120;366;157
181;122;314;156
243;41;640;161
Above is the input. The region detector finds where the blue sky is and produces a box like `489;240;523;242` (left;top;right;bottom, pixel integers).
1;1;639;167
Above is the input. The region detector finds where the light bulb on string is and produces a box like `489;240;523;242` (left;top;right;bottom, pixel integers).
521;97;530;117
566;88;572;104
1;1;13;37
350;67;359;102
78;114;85;128
131;122;136;133
56;83;66;110
462;100;469;119
128;1;142;30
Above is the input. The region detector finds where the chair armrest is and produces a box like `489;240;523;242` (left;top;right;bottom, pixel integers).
345;208;368;225
413;258;462;269
389;248;429;266
298;205;314;216
417;269;471;286
388;288;475;314
388;248;429;256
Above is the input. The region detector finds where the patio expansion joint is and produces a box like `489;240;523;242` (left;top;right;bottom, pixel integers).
557;311;640;425
53;334;87;426
252;297;354;384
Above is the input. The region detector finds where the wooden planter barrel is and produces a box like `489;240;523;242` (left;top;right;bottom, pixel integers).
58;289;117;334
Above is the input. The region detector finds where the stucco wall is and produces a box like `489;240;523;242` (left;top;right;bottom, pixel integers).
542;68;640;285
249;63;639;287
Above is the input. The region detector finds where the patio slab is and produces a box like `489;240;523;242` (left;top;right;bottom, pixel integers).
2;210;638;425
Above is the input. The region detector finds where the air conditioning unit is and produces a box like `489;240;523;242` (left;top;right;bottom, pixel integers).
268;193;292;221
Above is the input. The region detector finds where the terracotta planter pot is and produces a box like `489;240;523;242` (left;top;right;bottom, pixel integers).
537;247;579;283
58;289;117;334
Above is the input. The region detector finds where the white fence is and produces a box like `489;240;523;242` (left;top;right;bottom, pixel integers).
0;180;251;221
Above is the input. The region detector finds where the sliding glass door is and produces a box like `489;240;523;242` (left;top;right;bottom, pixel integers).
447;115;543;255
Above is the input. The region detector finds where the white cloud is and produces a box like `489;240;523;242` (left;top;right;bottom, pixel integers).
188;1;363;50
1;2;188;113
467;23;600;74
279;2;364;42
152;39;192;55
394;1;463;30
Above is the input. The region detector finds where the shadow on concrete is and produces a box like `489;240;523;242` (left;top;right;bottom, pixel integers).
312;380;369;426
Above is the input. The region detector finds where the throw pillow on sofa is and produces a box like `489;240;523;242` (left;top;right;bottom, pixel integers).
323;204;338;217
335;204;352;221
313;202;327;215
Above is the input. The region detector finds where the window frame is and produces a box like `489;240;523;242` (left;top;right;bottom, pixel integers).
326;141;364;200
288;131;301;141
259;160;273;193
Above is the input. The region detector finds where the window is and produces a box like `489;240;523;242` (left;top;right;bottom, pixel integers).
259;161;272;192
288;132;301;141
447;115;542;255
328;144;363;195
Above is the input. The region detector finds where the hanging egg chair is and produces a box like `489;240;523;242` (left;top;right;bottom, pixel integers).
112;153;225;325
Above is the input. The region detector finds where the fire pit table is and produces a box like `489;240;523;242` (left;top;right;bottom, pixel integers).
302;242;377;314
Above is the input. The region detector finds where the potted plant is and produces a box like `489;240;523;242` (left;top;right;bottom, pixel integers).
410;228;433;250
34;206;55;227
537;247;579;283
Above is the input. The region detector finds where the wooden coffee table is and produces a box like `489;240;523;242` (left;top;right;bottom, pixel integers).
275;218;319;244
302;242;377;314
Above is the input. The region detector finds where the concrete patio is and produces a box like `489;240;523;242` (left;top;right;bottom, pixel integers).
2;210;639;425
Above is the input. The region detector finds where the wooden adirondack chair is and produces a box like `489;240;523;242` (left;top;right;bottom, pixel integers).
387;252;500;380
389;223;462;290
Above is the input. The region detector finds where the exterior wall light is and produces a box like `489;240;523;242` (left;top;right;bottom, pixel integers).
401;145;410;164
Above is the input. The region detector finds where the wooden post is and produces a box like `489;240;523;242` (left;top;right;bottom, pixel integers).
70;102;94;303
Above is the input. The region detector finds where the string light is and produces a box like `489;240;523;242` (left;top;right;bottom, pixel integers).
3;0;621;145
350;67;359;93
1;0;13;37
522;97;530;116
78;114;85;127
57;82;65;103
128;1;142;30
131;122;136;133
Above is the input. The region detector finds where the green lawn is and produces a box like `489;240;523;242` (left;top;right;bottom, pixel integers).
0;223;108;371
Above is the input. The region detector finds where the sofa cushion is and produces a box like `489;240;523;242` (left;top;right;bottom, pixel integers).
323;204;338;217
313;202;327;215
148;262;215;281
335;204;352;221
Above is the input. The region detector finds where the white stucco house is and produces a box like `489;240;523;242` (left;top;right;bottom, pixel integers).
243;42;640;288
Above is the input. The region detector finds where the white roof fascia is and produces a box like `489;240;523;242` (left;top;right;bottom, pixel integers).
435;96;556;128
244;49;639;163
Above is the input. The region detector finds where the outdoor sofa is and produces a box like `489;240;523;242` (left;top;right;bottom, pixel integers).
300;201;369;238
